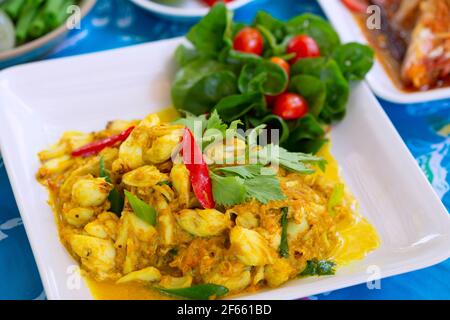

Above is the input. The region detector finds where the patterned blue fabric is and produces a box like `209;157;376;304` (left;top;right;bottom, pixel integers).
0;0;448;300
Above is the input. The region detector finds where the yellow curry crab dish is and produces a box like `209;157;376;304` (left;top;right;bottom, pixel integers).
36;109;379;300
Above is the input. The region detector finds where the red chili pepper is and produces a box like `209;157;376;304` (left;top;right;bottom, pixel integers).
71;126;135;157
181;127;215;209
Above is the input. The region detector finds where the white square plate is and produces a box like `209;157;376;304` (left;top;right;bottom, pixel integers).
317;0;450;104
0;38;449;300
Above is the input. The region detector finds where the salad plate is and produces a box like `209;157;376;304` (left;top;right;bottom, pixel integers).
317;0;450;104
0;37;449;299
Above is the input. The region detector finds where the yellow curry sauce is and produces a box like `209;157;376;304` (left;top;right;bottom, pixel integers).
37;107;379;300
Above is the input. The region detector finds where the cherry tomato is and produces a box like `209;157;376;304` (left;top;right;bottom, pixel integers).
341;0;368;13
287;35;321;63
202;0;232;6
272;93;309;120
233;27;264;55
270;57;290;76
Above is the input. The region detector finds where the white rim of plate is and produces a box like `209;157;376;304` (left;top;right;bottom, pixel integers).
129;0;254;18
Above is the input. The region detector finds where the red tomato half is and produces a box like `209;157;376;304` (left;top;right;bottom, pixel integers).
287;35;321;63
233;27;264;55
272;93;309;120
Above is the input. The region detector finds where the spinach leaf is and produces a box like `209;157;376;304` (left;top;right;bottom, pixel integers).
171;59;238;115
279;207;289;258
214;91;265;122
238;60;288;95
124;190;157;226
157;284;229;300
186;3;232;57
300;259;336;276
174;44;199;67
283;114;327;154
249;114;290;144
291;57;349;123
253;11;286;42
332;42;374;81
289;74;326;117
286;14;340;56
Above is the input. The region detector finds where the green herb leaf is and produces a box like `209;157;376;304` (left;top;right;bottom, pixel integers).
210;172;246;206
215;164;262;179
124;190;157;226
300;259;336;277
99;156;111;183
109;188;124;216
328;183;344;216
257;144;327;174
100;156;123;216
212;165;285;205
279;207;289;258
156;284;229;300
214;91;265;122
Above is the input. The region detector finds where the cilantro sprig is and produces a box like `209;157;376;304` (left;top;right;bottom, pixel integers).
211;164;285;206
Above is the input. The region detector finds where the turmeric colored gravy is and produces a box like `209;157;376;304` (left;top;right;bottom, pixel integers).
82;108;379;300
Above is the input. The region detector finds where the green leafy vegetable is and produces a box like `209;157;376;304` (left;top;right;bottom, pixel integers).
186;3;232;57
256;144;326;174
279;207;289;258
214;91;265;122
283;114;327;154
332;43;374;81
248;115;290;144
171;59;238;115
124;190;157;226
210;172;246;206
286;14;341;56
212;164;285;206
300;259;336;276
156;284;229;300
291;57;349;123
328;183;344;216
108;189;125;216
253;11;286;42
174;44;199;67
289;75;326;117
238;60;288;95
99;156;123;216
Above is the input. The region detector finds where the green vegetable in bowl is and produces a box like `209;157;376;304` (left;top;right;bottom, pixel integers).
0;0;81;47
171;3;375;154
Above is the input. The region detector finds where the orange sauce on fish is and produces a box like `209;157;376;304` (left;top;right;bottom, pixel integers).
85;109;379;299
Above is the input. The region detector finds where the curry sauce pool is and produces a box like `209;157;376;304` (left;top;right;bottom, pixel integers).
37;107;379;300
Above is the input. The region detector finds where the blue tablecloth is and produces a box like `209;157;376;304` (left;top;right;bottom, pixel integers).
0;0;449;300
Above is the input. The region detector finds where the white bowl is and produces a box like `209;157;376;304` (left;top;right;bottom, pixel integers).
317;0;450;104
0;37;449;300
128;0;254;20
